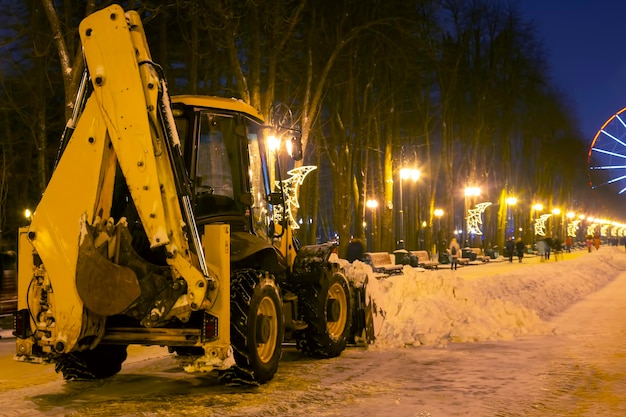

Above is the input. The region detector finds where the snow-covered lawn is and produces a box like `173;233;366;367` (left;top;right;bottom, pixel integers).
341;246;626;349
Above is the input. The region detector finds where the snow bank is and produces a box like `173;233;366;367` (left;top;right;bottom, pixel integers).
340;247;626;349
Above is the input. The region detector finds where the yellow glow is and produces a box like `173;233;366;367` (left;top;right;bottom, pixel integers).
566;211;575;219
366;199;378;209
506;196;517;205
434;208;444;217
465;186;481;197
400;168;420;182
552;208;561;215
533;203;543;211
24;208;32;219
267;135;280;152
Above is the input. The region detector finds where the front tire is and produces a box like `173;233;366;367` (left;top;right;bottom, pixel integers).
296;270;352;358
227;269;283;385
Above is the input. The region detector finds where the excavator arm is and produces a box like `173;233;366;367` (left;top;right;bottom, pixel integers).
15;5;230;368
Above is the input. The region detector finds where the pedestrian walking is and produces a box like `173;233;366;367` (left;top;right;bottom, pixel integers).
537;238;546;262
515;237;525;263
545;236;553;260
505;237;515;263
448;237;461;270
586;235;593;253
594;235;601;251
565;236;572;253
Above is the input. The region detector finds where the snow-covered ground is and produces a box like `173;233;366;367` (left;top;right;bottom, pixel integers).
341;246;626;350
1;247;626;416
2;247;621;348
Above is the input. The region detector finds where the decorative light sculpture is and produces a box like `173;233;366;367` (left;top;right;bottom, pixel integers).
568;220;581;237
601;224;609;237
274;165;317;229
534;213;552;236
466;202;491;235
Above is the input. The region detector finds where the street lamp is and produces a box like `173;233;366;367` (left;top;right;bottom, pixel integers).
464;187;481;245
24;208;33;224
531;203;543;243
366;199;378;252
434;208;444;247
398;168;420;248
551;208;561;238
566;211;575;249
506;196;517;238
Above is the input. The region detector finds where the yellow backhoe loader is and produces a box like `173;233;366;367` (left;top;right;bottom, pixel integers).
13;4;374;385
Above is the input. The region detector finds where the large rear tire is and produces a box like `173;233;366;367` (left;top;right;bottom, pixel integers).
295;270;352;358
55;344;128;380
225;269;283;385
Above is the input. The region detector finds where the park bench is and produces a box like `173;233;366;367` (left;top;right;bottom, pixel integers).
412;250;439;269
364;252;404;275
441;248;470;266
466;247;490;262
455;249;471;265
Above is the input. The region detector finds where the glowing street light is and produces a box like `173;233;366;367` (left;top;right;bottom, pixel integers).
366;199;379;251
433;208;444;255
506;196;517;238
551;208;561;238
530;204;544;243
464;186;482;246
398;168;420;247
465;187;481;197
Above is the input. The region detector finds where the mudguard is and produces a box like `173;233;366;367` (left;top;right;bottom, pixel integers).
290;242;337;286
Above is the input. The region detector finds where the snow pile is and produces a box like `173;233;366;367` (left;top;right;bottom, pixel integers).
340;247;626;349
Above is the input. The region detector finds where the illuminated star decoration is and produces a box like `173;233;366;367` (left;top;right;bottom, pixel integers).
534;214;552;236
567;220;581;238
274;165;317;229
466;202;492;235
600;224;609;237
587;224;597;236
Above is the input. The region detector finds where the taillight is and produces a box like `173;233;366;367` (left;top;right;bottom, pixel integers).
13;309;31;338
201;313;218;342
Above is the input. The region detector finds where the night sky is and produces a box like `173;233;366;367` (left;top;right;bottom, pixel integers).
521;0;626;142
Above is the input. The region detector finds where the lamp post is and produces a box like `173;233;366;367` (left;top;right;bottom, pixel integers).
551;208;561;238
506;196;517;238
366;199;378;252
434;208;444;256
566;211;575;250
464;186;481;246
578;214;585;243
398;168;420;248
532;203;543;240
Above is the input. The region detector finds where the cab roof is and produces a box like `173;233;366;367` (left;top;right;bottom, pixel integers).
171;95;264;122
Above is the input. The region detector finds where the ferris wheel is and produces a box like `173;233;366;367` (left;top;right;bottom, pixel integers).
588;107;626;194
